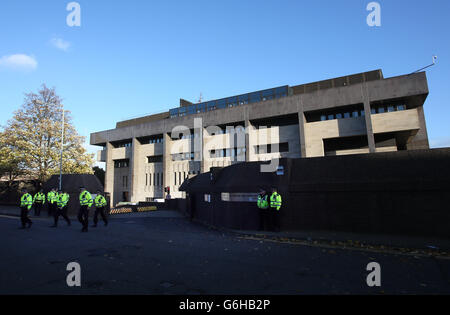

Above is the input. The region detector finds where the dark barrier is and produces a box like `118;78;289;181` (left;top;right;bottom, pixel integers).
183;149;450;238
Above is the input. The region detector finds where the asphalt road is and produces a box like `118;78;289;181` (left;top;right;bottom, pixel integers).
1;211;449;295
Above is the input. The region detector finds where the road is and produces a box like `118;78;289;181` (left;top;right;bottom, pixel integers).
1;211;449;294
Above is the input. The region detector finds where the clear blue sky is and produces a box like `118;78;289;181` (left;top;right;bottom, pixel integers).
1;0;449;160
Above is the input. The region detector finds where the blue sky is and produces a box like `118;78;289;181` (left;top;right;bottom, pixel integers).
1;0;450;161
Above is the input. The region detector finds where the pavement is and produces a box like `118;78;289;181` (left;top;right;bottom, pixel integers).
1;205;450;294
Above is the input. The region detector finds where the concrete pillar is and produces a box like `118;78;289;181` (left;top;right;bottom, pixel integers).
163;133;172;198
201;126;209;173
130;137;141;203
245;120;254;162
362;84;376;153
104;142;114;208
296;96;307;158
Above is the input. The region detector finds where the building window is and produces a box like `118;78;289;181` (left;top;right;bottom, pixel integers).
148;155;163;163
174;172;177;185
204;194;211;203
114;159;129;168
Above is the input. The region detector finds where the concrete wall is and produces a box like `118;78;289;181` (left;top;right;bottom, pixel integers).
186;149;450;239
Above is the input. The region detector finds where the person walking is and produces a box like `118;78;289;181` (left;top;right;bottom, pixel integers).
47;188;57;217
19;188;33;229
78;187;93;232
92;190;108;227
33;189;46;217
257;188;269;231
51;190;71;227
269;187;282;232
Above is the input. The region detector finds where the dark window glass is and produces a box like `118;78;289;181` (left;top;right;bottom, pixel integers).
344;112;350;118
352;111;359;117
320;115;327;121
238;95;248;105
249;92;261;103
216;99;226;109
336;113;343;119
207;101;216;111
388;106;395;112
197;103;206;113
378;107;385;113
187;105;196;114
371;108;376;114
397;105;406;111
327;114;334;120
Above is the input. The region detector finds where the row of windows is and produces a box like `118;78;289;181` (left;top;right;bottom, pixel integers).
254;143;289;154
319;104;407;122
147;155;163;163
172;152;198;161
115;142;132;148
169;86;288;118
320;109;365;121
174;171;200;186
141;137;163;144
210;147;246;158
145;172;163;187
114;159;130;168
371;104;406;114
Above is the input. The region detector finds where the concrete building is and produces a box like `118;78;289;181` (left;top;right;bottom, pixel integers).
90;70;430;206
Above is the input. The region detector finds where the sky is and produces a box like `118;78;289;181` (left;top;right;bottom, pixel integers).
1;0;450;164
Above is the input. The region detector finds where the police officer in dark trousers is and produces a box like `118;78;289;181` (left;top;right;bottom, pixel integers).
78;187;93;232
47;188;57;217
51;190;71;227
257;188;270;231
19;188;33;229
92;190;108;227
269;187;282;232
33;189;45;217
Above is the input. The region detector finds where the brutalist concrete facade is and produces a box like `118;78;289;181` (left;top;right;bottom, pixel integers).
90;70;430;207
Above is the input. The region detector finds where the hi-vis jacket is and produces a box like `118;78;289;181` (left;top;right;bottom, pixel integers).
79;190;93;207
94;195;107;208
20;193;33;210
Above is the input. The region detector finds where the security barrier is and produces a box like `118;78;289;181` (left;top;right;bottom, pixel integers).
137;206;157;212
109;207;133;215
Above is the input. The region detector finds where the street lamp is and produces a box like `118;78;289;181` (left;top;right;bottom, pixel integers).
59;105;65;191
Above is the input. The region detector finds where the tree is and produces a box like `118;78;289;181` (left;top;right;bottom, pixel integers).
0;131;27;189
1;84;94;185
93;166;105;186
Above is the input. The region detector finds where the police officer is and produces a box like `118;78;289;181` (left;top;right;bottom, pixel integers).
92;190;108;227
78;187;93;232
47;188;58;217
51;190;71;227
269;187;282;232
257;188;269;231
19;188;33;229
33;189;46;217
